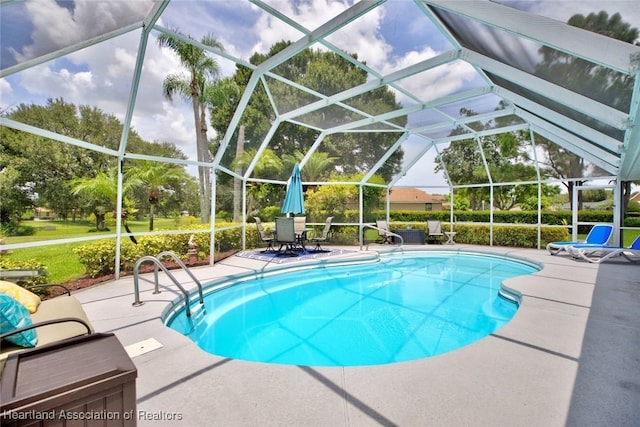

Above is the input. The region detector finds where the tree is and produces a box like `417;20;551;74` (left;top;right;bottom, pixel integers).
157;30;227;224
125;161;191;231
283;150;338;183
435;109;542;210
210;41;405;187
536;11;639;210
230;147;283;216
1;99;138;223
70;168;121;231
0;166;32;225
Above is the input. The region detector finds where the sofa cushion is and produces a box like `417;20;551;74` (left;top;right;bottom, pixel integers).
30;296;94;346
0;280;41;313
0;293;37;347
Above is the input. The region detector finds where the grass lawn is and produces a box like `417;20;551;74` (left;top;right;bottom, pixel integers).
1;218;194;284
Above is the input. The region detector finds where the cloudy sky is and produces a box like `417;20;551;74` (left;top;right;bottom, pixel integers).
1;0;638;187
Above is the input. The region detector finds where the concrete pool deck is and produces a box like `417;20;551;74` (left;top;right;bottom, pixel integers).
71;244;640;426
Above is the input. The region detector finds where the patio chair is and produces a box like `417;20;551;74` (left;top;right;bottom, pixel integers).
254;217;275;253
427;220;444;244
567;235;640;263
309;217;334;252
376;220;394;244
546;224;614;255
293;216;308;250
275;217;298;256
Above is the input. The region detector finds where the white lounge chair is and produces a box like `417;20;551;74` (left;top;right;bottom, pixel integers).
546;224;613;255
567;235;640;263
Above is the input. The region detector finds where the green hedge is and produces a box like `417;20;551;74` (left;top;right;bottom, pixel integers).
376;210;639;234
74;224;262;278
329;222;568;248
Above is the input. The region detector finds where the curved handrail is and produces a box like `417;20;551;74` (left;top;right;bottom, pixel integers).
156;251;204;304
132;256;194;317
361;224;404;250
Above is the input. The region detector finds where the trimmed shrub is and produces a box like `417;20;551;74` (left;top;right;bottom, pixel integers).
74;224;261;278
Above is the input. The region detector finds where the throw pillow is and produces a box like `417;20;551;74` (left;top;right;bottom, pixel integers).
0;293;38;347
0;280;41;313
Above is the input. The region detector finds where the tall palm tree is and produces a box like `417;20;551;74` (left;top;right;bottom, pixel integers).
126;161;190;231
157;30;225;224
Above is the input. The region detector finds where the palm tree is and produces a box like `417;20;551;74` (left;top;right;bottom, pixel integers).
231;148;283;215
126;161;190;231
70;168;122;231
283;150;338;182
157;30;225;224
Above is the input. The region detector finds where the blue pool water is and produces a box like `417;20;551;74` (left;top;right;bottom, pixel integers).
167;252;538;366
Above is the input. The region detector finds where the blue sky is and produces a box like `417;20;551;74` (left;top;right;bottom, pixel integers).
1;0;638;188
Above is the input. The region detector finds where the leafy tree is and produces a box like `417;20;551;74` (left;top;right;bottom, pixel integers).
0;165;32;226
2;99;196;230
231;147;283;217
535;11;639;210
304;172;385;222
210;41;405;187
1;99;145;223
157;30;228;224
435;109;544;210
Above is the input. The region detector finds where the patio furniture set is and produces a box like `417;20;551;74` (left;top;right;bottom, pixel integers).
255;216;334;256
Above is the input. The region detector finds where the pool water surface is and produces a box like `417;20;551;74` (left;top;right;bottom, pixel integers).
167;252;538;366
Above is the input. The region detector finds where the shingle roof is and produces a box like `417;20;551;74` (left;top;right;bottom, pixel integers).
389;188;445;204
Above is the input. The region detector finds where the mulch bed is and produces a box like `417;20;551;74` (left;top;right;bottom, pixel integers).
49;250;238;298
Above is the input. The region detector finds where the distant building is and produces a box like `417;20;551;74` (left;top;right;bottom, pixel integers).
389;188;446;211
33;207;55;220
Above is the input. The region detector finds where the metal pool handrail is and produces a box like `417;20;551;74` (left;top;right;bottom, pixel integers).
361;223;404;250
132;255;197;317
156;251;204;304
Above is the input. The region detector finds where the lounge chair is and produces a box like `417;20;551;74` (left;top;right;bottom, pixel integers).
1;283;94;361
254;217;275;253
546;224;614;255
309;217;334;252
275;217;298;256
427;220;444;244
376;220;394;244
567;235;640;263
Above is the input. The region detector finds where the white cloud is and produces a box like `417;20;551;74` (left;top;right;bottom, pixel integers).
13;0;155;63
0;79;14;110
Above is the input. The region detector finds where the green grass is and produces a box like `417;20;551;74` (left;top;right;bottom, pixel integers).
4;218;186;244
5;243;86;284
1;217;195;283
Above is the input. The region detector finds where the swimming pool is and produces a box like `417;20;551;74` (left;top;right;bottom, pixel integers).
166;251;539;366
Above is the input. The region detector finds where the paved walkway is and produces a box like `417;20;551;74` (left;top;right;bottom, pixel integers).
72;245;640;426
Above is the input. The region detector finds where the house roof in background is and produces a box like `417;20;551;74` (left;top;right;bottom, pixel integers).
389;187;445;203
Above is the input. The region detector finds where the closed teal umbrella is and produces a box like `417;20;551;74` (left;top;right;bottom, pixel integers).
281;164;305;216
